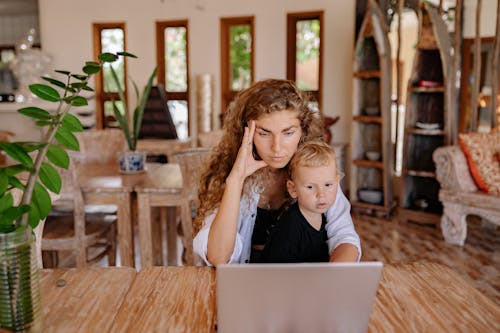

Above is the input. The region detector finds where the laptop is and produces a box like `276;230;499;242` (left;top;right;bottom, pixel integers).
216;262;383;333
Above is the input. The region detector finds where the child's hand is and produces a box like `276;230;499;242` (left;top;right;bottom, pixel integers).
230;120;268;182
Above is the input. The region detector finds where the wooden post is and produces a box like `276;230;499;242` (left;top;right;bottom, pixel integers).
450;0;463;143
490;0;500;131
470;0;482;132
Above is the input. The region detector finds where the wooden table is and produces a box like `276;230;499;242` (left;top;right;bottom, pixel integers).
38;263;500;332
40;267;136;332
113;262;499;332
78;164;151;267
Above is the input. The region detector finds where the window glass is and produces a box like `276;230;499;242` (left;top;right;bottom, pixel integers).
165;27;187;92
167;100;188;140
229;24;252;91
295;19;320;91
101;28;124;93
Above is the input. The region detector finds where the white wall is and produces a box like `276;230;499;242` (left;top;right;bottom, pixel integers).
38;0;356;143
463;0;498;38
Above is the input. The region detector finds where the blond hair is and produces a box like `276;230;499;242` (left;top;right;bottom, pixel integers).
288;140;337;180
194;79;324;234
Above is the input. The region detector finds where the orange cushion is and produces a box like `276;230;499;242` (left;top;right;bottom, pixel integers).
458;132;500;195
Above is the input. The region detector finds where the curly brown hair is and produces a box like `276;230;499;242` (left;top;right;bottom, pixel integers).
194;79;324;234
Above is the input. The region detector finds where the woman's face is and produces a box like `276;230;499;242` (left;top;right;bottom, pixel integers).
252;109;302;169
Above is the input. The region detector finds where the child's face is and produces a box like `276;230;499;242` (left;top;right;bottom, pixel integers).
287;161;340;216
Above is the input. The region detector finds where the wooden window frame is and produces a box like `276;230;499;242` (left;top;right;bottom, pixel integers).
92;22;127;129
286;11;324;111
155;20;190;133
220;16;255;115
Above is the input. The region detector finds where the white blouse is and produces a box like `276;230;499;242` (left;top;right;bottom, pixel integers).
193;184;361;265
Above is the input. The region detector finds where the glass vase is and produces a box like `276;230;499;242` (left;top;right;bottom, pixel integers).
0;227;42;332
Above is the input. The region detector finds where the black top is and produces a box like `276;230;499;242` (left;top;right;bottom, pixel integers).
259;202;329;263
250;207;279;263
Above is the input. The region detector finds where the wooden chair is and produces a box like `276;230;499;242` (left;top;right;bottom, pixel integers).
42;160;117;267
136;148;210;267
73;128;127;164
170;148;211;265
197;129;223;149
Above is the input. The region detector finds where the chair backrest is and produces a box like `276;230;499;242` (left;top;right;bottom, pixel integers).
74;129;127;165
197;129;223;149
171;148;210;201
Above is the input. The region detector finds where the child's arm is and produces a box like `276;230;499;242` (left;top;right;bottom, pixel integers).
329;243;359;262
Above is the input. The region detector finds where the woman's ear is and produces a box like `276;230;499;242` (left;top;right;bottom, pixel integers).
287;180;298;198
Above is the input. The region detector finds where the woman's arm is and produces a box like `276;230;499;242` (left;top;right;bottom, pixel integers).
207;122;267;265
325;186;362;262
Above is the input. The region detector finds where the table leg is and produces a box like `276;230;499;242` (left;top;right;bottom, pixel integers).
137;193;153;269
117;192;134;267
166;207;178;266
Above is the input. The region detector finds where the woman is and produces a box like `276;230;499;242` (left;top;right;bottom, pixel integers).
193;79;360;265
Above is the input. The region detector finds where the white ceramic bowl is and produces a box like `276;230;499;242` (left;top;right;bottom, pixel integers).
365;151;381;161
358;189;383;204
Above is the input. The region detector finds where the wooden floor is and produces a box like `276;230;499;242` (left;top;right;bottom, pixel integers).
355;213;500;305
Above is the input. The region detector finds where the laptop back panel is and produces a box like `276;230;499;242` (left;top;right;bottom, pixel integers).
216;262;383;333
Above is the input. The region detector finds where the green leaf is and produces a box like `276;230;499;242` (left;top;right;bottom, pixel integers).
47;144;70;169
70;96;88;107
85;61;100;66
112;101;132;148
29;84;60;102
42;76;67;89
33;182;51;220
71;74;87;81
83;64;101;75
62;113;84;132
98;52;118;63
40;162;61;194
55;70;70;76
55;126;79;151
8;176;25;190
18;142;46;152
133;67;157;149
18;107;54;120
1;205;29;226
4;164;28;176
28;204;41;229
0;193;13;212
35;120;55;127
117;51;138;58
0;170;8;194
0;142;33;168
81;85;94;92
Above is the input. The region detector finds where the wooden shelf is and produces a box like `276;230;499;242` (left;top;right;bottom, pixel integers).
353;70;380;79
403;169;436;178
405;128;446;136
353;159;384;169
409;86;444;93
353;115;382;123
351;0;393;219
399;1;451;222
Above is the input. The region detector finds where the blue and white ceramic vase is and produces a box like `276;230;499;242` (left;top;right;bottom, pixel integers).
119;151;146;173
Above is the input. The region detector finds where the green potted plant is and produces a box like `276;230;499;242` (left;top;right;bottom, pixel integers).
107;53;157;173
0;51;132;331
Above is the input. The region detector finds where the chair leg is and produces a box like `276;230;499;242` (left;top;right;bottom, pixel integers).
166;207;178;266
180;201;194;265
108;223;117;266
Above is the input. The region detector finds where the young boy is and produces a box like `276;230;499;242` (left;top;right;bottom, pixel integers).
259;140;343;263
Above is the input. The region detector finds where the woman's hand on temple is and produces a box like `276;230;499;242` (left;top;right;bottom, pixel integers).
230;120;268;182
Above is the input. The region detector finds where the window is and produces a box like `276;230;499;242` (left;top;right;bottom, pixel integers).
287;11;323;111
93;23;127;129
220;16;254;115
156;20;190;139
0;47;15;63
